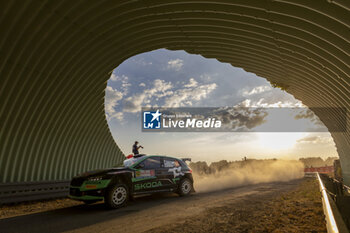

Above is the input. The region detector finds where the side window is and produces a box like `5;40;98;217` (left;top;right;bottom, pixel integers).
179;160;189;169
163;158;181;168
138;157;161;169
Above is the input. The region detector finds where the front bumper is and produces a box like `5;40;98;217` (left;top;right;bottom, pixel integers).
68;194;103;201
68;179;111;201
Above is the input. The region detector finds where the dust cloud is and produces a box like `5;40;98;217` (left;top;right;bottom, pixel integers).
191;160;304;193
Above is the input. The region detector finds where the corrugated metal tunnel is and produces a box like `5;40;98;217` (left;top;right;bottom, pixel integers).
0;0;349;184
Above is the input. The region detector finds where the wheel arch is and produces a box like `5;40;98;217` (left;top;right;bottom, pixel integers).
108;172;133;192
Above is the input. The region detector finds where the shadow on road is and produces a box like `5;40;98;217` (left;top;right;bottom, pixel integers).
0;192;191;233
0;180;301;233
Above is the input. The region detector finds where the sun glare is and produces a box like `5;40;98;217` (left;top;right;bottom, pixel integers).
257;133;306;151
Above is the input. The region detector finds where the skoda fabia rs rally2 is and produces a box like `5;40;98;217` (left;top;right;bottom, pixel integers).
68;155;194;208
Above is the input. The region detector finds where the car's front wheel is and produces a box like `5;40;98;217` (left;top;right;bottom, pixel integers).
177;178;193;196
105;184;129;209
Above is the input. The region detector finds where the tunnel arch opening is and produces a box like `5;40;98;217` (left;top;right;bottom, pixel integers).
105;49;338;164
0;0;348;185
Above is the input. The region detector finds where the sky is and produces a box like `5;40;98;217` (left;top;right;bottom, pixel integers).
105;49;337;162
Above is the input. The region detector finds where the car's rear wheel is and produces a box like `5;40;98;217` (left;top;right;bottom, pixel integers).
177;178;193;196
105;184;129;209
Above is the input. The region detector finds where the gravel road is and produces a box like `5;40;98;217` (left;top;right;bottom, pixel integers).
0;178;325;233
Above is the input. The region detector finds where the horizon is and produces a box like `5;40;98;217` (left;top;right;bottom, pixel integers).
105;49;338;162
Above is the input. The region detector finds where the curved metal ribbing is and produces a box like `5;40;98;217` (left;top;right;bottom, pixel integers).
0;0;349;184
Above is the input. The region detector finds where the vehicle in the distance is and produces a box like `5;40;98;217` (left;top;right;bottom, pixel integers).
68;155;194;208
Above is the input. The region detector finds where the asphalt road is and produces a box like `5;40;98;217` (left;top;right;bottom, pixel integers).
0;180;302;233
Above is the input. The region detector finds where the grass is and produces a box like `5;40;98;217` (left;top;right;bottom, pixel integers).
149;178;326;233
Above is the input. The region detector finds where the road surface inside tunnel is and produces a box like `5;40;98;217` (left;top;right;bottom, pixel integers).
0;179;321;233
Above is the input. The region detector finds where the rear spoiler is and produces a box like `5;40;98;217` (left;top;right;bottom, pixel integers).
181;158;192;162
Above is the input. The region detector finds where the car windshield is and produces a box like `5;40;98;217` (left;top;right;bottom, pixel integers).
123;157;145;167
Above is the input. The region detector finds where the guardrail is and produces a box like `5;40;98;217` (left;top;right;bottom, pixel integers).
0;180;70;205
317;173;349;233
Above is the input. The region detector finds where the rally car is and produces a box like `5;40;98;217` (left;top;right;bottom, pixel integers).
68;155;194;208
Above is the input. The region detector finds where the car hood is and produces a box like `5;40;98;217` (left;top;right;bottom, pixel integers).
75;167;129;178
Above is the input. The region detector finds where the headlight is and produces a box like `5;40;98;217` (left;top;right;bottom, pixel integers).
88;176;103;181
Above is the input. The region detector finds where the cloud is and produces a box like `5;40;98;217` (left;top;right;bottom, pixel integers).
139;83;146;87
240;98;303;108
294;109;315;120
121;78;217;111
297;135;333;144
211;106;268;131
199;73;215;82
132;58;153;66
167;59;183;71
110;74;127;82
152;79;173;93
294;108;324;128
105;86;124;121
110;74;118;81
123;79;173;112
184;78;198;88
164;80;217;107
241;85;272;97
109;74;130;94
123;94;146;113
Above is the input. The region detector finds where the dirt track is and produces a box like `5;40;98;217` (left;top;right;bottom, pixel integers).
0;178;325;233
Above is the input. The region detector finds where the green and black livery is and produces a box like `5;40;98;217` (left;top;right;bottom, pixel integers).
69;155;194;208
